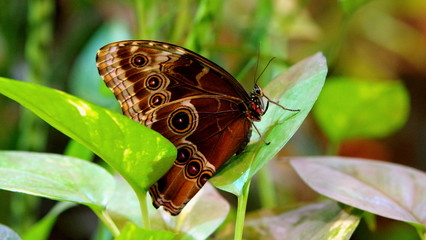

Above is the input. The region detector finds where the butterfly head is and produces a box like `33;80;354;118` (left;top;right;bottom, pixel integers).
247;84;267;121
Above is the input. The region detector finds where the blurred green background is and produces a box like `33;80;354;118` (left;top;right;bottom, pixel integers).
0;0;424;239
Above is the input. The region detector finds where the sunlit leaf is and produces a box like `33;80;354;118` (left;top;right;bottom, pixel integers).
244;200;361;240
0;78;176;196
64;139;94;161
0;151;113;209
313;77;410;143
290;157;426;229
211;53;327;196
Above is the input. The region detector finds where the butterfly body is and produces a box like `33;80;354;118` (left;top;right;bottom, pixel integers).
96;40;266;215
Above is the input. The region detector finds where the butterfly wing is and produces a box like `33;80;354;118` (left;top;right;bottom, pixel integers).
96;40;252;215
143;97;251;214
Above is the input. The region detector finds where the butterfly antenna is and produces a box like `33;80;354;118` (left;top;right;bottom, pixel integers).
255;57;276;85
253;47;261;85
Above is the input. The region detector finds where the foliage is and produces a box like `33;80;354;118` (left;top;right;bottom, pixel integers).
0;50;326;238
313;77;410;146
0;0;424;239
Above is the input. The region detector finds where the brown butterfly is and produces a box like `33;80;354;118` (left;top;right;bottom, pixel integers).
96;40;296;215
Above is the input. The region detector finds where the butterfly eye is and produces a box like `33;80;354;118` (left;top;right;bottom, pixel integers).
254;84;263;96
186;160;202;177
176;146;193;165
149;93;166;107
168;108;195;134
146;75;162;90
198;171;213;186
131;54;148;67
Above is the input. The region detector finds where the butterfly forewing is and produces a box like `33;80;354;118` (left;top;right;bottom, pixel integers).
96;40;253;215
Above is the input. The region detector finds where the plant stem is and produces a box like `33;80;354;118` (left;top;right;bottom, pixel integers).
134;0;145;39
234;179;251;240
363;212;376;231
97;209;120;237
137;190;151;229
258;163;277;209
171;0;190;43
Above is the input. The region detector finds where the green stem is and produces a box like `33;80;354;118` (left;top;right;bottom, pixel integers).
363;212;376;231
257;164;277;209
134;0;145;39
171;0;190;42
234;179;251;240
95;209;120;237
137;190;151;229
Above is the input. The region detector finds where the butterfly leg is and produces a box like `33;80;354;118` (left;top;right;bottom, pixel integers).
251;123;270;145
264;95;300;112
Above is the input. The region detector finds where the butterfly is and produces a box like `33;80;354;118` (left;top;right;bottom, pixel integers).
96;40;297;215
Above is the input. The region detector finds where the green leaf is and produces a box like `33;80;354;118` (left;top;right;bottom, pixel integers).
290;157;426;229
211;53;327;196
0;77;176;195
0;151;114;209
244;200;361;240
115;223;176;240
64;139;94;161
313;77;410;144
338;0;372;15
22;202;75;240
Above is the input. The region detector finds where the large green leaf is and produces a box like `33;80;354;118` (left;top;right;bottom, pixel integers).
0;151;113;209
290;157;426;229
211;53;327;196
243;200;361;240
0;77;176;195
64;21;133;163
313;77;410;143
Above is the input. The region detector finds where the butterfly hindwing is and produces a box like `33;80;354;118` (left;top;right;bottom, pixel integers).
145;98;251;214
